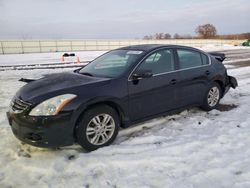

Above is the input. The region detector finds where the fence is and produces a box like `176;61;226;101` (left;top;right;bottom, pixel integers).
0;39;244;54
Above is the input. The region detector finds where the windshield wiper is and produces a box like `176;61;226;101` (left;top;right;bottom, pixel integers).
80;72;94;77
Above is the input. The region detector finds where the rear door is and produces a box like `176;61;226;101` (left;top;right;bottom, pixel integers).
175;48;212;107
128;48;181;121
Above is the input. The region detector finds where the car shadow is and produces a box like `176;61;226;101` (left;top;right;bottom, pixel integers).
215;104;238;112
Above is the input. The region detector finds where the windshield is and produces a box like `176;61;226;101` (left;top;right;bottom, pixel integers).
79;49;144;78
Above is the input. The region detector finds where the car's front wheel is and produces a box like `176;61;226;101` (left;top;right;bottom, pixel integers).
201;82;221;111
76;105;120;151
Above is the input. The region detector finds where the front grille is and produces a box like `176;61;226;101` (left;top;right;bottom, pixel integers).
10;98;32;113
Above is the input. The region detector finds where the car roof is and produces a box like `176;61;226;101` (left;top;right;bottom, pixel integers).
118;44;204;53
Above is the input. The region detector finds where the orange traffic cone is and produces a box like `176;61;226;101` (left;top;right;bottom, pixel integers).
76;57;80;64
61;56;65;63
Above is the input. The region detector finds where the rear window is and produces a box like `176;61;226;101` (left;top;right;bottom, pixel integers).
177;49;204;69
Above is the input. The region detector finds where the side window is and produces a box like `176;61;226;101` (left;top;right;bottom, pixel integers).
177;49;203;69
137;49;175;75
201;53;209;65
144;53;161;64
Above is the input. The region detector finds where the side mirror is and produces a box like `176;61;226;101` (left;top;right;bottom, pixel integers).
132;69;153;80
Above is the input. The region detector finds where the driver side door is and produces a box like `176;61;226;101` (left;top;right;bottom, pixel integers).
128;48;181;121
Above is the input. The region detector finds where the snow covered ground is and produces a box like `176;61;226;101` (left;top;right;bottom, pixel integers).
0;46;250;188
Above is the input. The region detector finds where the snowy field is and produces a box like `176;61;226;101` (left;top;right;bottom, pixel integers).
0;51;106;66
0;46;250;188
0;45;248;69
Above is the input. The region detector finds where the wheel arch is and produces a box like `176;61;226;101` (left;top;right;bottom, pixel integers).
213;79;225;96
74;99;127;132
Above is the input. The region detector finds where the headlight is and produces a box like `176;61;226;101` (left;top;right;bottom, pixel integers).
29;94;77;116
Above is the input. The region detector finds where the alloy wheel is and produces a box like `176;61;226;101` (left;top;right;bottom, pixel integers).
86;113;115;145
207;86;220;107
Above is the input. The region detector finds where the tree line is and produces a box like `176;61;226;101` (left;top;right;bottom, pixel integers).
143;24;250;40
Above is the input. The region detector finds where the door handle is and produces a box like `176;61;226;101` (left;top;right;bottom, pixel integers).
205;70;210;75
170;79;177;85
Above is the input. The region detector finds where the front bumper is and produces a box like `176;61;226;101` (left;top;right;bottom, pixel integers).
224;75;238;94
6;111;75;148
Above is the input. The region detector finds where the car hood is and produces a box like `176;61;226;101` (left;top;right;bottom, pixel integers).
16;72;110;102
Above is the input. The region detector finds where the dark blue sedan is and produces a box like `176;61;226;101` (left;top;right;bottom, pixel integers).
7;44;237;151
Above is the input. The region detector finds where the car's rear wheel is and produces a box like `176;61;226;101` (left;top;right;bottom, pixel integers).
76;105;119;151
201;82;221;111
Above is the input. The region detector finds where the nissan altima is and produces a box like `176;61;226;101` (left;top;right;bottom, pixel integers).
7;45;238;151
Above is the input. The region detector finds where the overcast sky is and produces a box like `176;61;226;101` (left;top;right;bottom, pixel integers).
0;0;249;39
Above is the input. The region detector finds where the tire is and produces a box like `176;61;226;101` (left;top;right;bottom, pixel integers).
76;105;120;151
201;82;221;111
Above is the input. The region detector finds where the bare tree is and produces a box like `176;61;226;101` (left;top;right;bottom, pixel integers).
159;33;165;39
173;33;180;39
195;24;217;39
151;33;171;39
164;33;171;39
